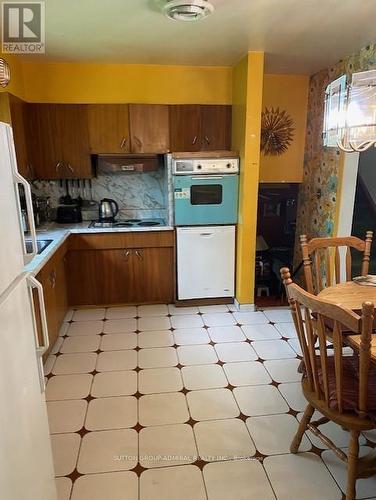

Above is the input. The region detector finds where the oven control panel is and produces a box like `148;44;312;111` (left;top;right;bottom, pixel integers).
172;158;239;175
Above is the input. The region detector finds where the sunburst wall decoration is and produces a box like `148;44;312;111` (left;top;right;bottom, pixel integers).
261;107;295;156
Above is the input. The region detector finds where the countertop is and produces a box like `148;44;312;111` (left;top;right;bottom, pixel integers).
24;222;174;275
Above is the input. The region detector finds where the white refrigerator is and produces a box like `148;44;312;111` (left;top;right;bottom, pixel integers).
0;123;57;500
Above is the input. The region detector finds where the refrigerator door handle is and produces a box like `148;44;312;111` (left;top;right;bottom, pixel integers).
12;170;38;264
27;274;50;356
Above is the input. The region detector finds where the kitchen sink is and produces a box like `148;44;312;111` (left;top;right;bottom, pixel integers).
25;239;53;255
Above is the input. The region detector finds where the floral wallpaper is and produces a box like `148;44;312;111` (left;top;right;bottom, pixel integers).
294;43;376;265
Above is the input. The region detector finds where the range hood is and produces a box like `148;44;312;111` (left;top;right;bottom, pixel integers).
95;154;162;173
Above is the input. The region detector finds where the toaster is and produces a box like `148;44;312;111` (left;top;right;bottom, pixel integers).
56;204;82;224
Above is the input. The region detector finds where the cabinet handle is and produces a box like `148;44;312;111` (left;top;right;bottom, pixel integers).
120;137;128;149
204;135;210;144
135;250;143;260
192;136;197;145
123;249;131;261
55;161;63;172
133;136;142;148
66;163;74;173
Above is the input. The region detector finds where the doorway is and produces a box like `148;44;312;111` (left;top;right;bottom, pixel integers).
351;148;376;275
255;183;299;306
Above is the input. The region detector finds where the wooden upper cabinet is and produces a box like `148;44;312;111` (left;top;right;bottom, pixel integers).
129;104;170;153
8;95;33;179
169;105;201;152
27;104;92;179
169;104;232;152
200;105;232;151
88;104;130;153
58;105;92;178
27;104;62;179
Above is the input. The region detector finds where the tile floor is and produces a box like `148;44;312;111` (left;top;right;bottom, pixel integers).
45;305;376;500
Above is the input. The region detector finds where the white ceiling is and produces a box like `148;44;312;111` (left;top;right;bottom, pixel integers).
23;0;376;74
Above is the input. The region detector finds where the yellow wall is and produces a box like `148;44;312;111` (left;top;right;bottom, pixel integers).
259;74;308;183
17;61;232;104
232;52;264;304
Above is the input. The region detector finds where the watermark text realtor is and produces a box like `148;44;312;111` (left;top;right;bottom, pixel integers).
2;2;45;53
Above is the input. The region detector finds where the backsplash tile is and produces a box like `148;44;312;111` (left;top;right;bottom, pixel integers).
32;169;169;222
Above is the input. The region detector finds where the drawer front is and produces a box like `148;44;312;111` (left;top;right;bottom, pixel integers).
68;231;175;250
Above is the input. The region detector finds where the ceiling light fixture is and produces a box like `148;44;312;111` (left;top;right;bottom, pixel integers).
163;0;214;22
0;59;11;88
323;70;376;153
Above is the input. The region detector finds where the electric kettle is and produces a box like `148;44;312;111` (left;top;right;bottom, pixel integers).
98;198;119;221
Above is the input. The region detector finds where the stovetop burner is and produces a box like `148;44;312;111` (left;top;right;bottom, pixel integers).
89;218;165;229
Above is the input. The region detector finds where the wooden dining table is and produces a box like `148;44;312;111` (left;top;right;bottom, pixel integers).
318;281;376;363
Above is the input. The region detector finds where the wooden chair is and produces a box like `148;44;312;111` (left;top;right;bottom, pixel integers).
281;267;376;500
300;231;373;294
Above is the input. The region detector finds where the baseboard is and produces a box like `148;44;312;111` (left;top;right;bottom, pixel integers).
233;299;256;311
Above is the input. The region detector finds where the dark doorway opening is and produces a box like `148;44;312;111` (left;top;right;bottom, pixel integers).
351;149;376;276
255;183;299;307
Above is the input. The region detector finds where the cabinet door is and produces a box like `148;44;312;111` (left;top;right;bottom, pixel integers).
129;104;169;153
66;249;135;305
169;105;201;152
35;267;59;360
88;104;130;153
59;105;92;178
200;105;232;150
132;247;174;303
54;255;68;328
27;104;63;179
8;95;33;179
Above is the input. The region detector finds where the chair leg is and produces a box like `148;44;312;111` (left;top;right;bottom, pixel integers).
290;403;314;453
346;430;360;500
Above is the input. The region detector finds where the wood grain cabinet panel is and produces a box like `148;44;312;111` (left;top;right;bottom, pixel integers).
34;243;69;359
27;104;62;179
129;104;170;153
66;232;175;306
66;249;136;306
58;105;92;178
27;104;92;179
132;247;174;303
8;94;34;179
88;104;130;153
169;104;231;152
169;104;201;152
200;105;232;151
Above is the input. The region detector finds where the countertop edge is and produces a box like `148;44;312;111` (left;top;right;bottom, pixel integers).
25;224;175;275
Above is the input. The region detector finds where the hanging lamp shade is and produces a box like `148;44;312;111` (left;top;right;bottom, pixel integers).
339;69;376;152
0;59;11;88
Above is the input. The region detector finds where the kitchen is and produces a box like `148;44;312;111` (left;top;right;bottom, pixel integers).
6;99;239;344
2;1;376;500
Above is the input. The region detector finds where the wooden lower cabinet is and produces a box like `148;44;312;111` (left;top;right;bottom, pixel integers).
66;232;175;306
34;243;68;359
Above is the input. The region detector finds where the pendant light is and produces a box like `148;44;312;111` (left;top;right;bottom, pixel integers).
323;70;376;153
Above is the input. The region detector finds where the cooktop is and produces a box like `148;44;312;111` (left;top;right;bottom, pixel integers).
89;218;165;228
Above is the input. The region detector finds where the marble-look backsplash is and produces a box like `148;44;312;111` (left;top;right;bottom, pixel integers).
31;168;169;222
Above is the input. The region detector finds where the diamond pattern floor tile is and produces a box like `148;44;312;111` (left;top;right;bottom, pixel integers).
85;396;138;430
204;460;275;500
46;304;347;500
140;465;206;500
71;471;138;500
139;424;197;468
77;429;138;473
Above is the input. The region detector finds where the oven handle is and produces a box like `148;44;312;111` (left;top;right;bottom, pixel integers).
190;175;224;180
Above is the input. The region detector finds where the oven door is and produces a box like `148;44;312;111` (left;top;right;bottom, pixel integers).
173;174;239;225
